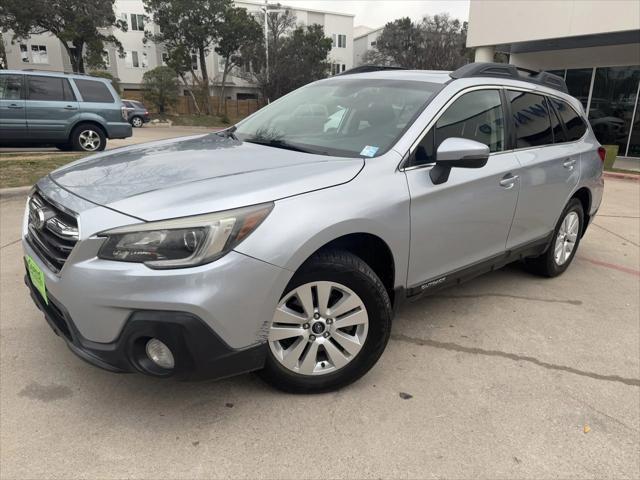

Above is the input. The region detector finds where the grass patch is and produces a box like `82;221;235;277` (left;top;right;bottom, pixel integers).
0;154;87;188
605;167;639;175
161;114;231;128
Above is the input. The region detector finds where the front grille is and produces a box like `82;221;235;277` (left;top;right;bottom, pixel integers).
26;192;79;273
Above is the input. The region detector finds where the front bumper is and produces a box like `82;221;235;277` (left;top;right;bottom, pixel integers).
25;271;266;379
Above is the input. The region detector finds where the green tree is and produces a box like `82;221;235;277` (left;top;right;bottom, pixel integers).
88;70;121;95
214;6;261;114
362;14;469;70
143;0;232;113
240;9;331;100
0;0;126;73
142;66;178;114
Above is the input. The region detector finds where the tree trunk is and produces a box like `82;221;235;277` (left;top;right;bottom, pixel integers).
217;62;230;116
198;47;210;114
179;73;201;115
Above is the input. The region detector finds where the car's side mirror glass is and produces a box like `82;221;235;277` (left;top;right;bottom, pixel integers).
430;137;490;185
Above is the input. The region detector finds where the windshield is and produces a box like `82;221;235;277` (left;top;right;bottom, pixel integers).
235;78;442;158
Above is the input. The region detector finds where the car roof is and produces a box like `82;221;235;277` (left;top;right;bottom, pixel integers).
2;69;112;84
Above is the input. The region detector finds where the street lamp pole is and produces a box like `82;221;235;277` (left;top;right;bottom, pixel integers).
264;0;269;85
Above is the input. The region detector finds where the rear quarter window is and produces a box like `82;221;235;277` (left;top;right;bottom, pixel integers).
74;79;115;103
548;97;587;142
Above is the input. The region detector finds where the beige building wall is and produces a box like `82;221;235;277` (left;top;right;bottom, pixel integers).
510;43;640;70
467;0;640;47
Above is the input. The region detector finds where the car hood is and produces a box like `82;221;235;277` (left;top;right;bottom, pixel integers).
50;133;364;221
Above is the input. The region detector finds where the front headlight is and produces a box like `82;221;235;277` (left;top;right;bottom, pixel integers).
97;203;273;269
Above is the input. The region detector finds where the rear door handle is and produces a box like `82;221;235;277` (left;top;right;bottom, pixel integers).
563;159;577;170
7;104;23;109
499;174;519;189
63;105;78;110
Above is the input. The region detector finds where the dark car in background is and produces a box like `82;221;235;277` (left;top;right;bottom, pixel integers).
123;100;151;128
0;70;132;151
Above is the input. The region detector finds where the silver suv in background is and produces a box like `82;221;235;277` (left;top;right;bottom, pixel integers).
0;70;132;151
22;63;604;393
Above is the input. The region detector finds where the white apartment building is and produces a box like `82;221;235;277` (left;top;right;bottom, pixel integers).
467;0;640;159
1;0;354;100
353;26;383;67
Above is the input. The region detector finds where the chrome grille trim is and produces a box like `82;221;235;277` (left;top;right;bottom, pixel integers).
26;192;79;273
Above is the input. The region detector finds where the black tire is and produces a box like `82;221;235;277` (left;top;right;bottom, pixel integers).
70;123;106;152
524;198;584;277
55;143;72;151
259;250;393;393
130;116;144;128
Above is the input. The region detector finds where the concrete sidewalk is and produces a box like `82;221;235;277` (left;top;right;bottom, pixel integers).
1;178;638;479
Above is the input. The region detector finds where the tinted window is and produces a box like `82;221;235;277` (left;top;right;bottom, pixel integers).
0;74;23;100
74;79;114;103
549;97;587;142
27;76;74;101
508;91;553;148
548;100;567;143
413;89;504;166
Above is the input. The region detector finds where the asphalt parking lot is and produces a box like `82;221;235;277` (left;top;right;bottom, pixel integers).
1;178;638;479
0;125;216;153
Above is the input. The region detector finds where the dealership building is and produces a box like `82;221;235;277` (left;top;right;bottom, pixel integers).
467;0;640;161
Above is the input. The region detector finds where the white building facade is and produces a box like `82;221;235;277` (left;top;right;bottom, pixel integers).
353;26;382;67
1;0;354;100
467;0;640;159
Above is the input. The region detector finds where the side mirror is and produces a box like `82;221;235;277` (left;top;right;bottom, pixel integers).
430;137;490;185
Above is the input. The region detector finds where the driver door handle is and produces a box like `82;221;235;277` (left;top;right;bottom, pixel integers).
7;103;23;109
63;105;78;110
499;174;519;189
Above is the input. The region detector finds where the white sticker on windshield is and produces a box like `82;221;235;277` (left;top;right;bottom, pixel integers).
360;145;379;157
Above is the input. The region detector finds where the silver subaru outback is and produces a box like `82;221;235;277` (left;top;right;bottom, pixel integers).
22;63;604;393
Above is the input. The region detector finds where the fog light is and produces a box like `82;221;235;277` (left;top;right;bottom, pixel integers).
145;338;175;369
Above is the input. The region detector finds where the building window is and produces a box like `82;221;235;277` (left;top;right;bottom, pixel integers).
19;44;29;62
30;45;48;64
126;51;140;68
370;41;377;47
342;64;346;72
565;68;593;110
191;53;198;71
141;51;148;68
161;52;168;66
337;34;346;48
102;50;110;67
130;13;145;31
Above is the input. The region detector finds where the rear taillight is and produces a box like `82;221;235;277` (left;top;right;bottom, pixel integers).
144;110;149;115
121;105;128;121
597;146;606;163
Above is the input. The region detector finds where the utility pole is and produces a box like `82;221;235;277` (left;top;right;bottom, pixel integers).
264;0;269;85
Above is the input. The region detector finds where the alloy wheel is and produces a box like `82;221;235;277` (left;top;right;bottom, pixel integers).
554;211;579;265
79;130;101;151
132;117;143;127
268;281;369;376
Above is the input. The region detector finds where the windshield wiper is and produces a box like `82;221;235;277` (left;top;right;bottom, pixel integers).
217;125;238;140
243;137;324;155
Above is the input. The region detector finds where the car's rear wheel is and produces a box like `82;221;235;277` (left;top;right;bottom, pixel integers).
524;198;584;277
130;116;144;128
259;250;392;393
71;123;106;152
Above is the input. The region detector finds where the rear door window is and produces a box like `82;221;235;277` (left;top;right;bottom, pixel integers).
27;76;73;101
74;79;115;103
508;91;553;148
0;74;24;100
548;97;587;142
547;98;567;143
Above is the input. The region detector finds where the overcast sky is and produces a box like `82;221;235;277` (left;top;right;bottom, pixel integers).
283;0;470;28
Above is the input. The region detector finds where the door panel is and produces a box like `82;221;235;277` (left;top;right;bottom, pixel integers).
0;74;27;141
26;75;79;141
404;88;520;288
405;152;520;286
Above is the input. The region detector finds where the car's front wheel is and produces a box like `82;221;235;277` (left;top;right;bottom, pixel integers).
260;250;392;393
525;198;584;277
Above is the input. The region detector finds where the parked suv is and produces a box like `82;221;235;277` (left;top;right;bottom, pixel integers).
0;70;132;151
123;99;151;128
22;63;604;393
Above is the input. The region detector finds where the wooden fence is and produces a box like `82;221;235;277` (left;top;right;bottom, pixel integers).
122;90;264;118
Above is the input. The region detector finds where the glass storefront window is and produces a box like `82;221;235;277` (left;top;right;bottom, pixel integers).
565;68;593;109
588;66;640;156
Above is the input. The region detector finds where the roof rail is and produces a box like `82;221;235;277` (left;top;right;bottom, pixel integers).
338;65;407;76
450;62;568;93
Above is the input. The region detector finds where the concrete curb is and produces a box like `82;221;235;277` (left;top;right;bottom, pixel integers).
603;171;640;182
0;186;31;200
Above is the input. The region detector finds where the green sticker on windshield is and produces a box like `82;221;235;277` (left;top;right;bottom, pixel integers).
26;255;48;305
